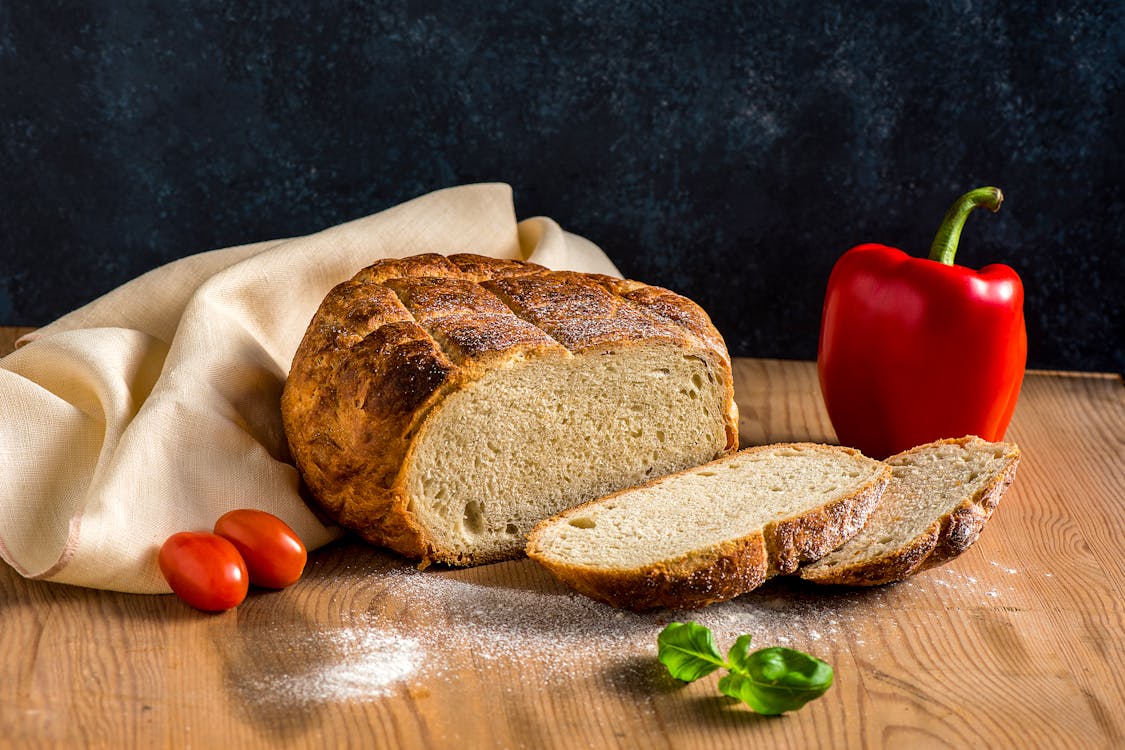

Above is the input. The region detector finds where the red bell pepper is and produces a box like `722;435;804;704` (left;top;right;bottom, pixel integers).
817;187;1026;459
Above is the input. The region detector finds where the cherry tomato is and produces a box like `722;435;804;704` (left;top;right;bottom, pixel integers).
158;532;248;612
213;509;307;589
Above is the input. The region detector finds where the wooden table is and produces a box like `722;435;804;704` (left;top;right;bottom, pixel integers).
1;325;1122;749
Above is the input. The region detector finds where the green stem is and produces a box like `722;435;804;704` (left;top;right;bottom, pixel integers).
927;187;1004;265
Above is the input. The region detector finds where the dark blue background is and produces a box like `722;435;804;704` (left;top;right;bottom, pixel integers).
2;2;1122;372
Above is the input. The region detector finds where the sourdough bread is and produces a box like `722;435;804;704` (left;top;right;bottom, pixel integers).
798;436;1021;586
281;253;738;566
525;443;890;610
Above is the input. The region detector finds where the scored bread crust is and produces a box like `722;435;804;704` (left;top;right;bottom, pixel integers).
281;253;738;564
798;437;1022;586
525;443;890;610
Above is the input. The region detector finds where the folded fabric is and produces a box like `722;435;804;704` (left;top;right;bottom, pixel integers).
0;183;621;593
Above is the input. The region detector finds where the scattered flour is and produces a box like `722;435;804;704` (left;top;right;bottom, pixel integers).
240;627;423;706
360;563;897;685
244;555;1014;705
990;560;1020;574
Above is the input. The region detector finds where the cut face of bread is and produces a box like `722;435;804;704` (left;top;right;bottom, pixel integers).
281;254;738;566
526;443;890;610
798;436;1021;586
404;344;731;562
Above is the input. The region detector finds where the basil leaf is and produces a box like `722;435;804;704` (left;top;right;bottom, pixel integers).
725;633;754;673
657;622;727;682
720;646;834;715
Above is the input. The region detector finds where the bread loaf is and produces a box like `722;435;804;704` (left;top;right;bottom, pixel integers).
798;436;1021;586
281;253;738;566
526;443;890;610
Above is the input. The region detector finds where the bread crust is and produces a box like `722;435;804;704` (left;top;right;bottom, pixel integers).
526;443;890;610
798;436;1022;586
281;253;738;565
765;467;889;576
533;535;771;612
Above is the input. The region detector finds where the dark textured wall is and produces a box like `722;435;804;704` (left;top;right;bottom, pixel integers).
2;2;1122;372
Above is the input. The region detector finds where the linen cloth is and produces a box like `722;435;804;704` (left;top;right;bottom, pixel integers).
0;184;621;593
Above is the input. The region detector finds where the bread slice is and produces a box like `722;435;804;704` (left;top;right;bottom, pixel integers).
282;254;738;566
798;436;1021;586
525;443;890;610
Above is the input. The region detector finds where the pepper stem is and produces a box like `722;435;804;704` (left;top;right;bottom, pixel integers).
927;187;1004;265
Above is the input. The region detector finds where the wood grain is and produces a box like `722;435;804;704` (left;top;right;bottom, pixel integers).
1;328;1123;749
0;326;35;354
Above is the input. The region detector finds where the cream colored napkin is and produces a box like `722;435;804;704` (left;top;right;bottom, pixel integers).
0;183;621;593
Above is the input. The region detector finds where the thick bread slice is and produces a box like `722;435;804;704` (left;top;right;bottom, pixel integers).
282;253;738;567
799;436;1021;586
525;443;890;610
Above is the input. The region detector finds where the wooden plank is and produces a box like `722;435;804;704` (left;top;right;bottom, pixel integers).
0;326;35;355
1006;372;1125;602
731;358;837;445
3;541;1121;749
0;327;1123;748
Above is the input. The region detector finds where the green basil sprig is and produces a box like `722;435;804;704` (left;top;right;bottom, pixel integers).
657;622;833;715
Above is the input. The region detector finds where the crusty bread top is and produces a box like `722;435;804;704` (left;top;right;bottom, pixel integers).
799;436;1021;586
526;443;890;610
281;253;738;561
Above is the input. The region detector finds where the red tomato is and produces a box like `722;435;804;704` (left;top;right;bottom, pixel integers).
158;532;248;612
214;509;307;589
